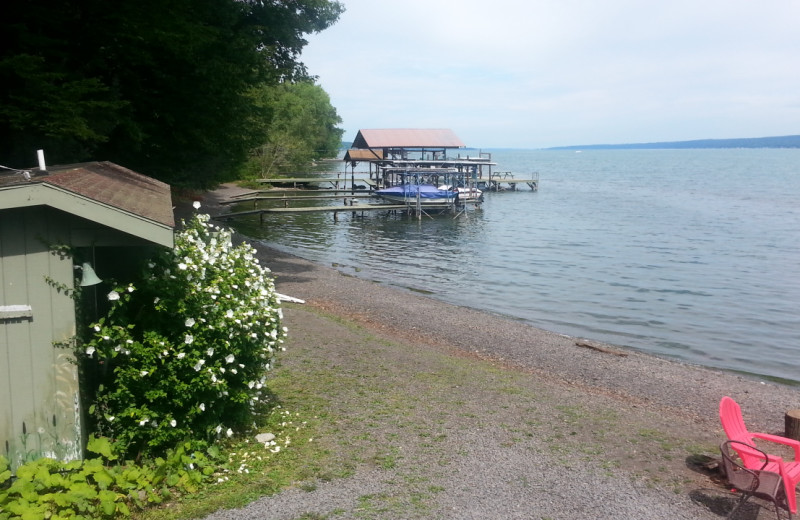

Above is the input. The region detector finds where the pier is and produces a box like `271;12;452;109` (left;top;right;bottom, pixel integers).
215;196;471;222
214;128;538;222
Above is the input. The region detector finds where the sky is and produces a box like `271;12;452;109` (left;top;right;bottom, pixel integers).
299;0;800;149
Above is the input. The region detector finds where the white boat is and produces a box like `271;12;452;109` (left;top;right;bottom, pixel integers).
375;184;456;205
439;185;483;202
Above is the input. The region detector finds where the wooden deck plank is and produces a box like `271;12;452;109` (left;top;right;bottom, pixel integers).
214;203;434;219
220;193;373;205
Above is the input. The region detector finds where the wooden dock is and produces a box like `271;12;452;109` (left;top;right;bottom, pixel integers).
483;172;539;191
220;193;374;206
257;177;378;189
214;201;461;222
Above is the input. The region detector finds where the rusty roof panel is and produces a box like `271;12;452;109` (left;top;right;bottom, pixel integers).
352;129;465;149
344;149;384;161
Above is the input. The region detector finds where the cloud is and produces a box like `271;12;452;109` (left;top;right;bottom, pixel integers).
302;0;800;147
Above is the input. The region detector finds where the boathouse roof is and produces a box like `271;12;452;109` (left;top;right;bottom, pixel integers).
352;129;465;149
343;148;384;162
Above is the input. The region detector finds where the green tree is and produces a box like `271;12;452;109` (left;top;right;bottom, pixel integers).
0;0;343;187
244;80;344;177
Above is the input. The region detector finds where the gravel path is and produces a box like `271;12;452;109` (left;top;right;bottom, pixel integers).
190;184;800;520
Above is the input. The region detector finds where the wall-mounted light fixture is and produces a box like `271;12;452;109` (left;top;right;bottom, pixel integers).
75;263;102;287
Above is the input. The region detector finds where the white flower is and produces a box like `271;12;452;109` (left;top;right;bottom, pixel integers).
185;334;194;345
215;425;222;434
207;347;214;356
140;370;149;376
199;403;206;412
226;309;234;318
177;352;186;359
107;291;120;301
139;418;149;426
85;346;96;357
127;285;135;293
170;419;177;427
225;354;235;364
185;318;196;327
193;359;205;371
226;428;234;438
178;262;188;270
154;296;160;304
193;200;201;209
93;325;100;332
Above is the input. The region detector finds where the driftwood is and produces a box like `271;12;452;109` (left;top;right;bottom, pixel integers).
275;293;306;304
575;339;628;357
785;409;800;440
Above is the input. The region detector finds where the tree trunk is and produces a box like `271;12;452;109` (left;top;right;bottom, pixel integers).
785;409;800;440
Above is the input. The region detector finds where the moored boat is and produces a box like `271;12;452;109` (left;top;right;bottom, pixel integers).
439;185;483;202
375;184;456;204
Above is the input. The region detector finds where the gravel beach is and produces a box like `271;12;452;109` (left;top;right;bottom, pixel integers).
187;184;800;519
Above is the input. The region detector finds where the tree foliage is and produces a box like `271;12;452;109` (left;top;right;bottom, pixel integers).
244;80;344;177
0;0;343;187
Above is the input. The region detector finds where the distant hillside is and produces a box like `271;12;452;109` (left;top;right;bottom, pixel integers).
548;135;800;150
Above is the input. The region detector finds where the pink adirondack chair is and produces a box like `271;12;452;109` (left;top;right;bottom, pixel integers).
719;396;800;514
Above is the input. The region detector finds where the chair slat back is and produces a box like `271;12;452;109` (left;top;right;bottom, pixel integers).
720;396;766;468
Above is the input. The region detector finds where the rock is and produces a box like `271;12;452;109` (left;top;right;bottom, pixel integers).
255;432;275;444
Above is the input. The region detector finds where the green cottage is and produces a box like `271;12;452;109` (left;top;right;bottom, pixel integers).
0;159;174;468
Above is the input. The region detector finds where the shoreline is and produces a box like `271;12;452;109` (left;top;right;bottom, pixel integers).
190;184;800;518
193;183;799;432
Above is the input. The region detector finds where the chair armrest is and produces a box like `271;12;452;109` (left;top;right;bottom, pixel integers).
752;432;800;460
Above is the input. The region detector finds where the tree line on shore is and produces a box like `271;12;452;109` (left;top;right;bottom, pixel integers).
548;134;800;150
1;0;346;188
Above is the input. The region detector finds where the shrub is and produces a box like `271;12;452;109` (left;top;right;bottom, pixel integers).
83;211;286;458
0;436;218;519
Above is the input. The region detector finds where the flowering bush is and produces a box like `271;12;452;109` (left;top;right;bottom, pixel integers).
84;210;286;458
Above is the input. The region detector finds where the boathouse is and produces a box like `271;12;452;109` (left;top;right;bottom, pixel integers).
0;160;174;468
345;128;500;188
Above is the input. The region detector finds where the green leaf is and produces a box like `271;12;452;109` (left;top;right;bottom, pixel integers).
92;469;115;490
86;436;117;461
97;489;118;516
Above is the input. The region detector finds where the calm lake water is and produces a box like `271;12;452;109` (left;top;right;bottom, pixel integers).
231;149;800;383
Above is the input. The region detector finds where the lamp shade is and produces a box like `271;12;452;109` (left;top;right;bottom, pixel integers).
79;262;102;286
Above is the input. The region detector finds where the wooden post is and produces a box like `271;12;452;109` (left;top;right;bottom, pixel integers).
785;409;800;440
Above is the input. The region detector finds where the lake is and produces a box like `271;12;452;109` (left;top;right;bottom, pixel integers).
230;148;800;383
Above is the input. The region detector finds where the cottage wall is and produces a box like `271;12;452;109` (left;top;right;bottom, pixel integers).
0;207;82;467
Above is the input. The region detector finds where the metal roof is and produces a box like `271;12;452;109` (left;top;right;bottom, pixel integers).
352;129;465;149
0;161;174;247
343;148;384;161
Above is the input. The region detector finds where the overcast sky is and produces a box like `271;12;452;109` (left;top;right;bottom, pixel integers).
299;0;800;148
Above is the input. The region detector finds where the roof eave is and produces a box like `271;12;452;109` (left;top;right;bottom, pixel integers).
0;183;174;248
